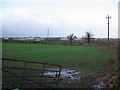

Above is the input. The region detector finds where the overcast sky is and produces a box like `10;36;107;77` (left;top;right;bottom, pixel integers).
1;0;119;38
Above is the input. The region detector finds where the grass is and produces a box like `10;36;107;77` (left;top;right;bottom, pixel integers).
2;43;117;71
2;42;118;88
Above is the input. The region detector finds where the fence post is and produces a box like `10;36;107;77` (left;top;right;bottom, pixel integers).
40;64;45;87
56;66;62;88
21;61;27;88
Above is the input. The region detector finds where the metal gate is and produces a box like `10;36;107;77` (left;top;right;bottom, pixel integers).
2;58;62;88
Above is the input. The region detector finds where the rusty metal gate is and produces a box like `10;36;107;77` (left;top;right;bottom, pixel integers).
2;58;62;88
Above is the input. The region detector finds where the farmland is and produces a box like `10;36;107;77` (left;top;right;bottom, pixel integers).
2;43;117;72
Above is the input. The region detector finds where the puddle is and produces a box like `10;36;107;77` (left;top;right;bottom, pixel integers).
12;88;20;90
93;84;103;88
43;69;80;80
93;81;106;88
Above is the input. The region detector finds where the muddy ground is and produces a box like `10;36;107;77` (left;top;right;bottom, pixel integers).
58;60;119;88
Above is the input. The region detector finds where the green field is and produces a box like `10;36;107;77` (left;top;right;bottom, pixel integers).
2;43;117;72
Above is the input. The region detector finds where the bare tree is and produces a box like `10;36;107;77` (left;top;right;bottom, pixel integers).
83;31;94;44
67;34;77;44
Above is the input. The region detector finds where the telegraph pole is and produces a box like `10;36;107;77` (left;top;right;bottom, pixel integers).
47;28;49;44
106;15;111;42
47;28;49;39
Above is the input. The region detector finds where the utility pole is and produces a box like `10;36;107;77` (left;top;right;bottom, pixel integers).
106;15;111;42
47;28;49;44
47;28;49;39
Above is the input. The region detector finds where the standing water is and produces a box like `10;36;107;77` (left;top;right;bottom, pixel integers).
43;69;80;80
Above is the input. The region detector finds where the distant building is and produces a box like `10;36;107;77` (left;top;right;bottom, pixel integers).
74;37;81;41
60;37;68;41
